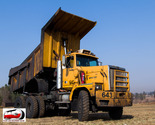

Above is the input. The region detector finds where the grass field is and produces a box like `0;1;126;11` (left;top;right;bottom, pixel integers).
0;103;155;125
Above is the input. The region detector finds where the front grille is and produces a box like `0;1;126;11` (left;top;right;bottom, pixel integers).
109;66;129;92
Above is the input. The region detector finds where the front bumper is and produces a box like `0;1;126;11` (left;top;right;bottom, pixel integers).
96;91;132;107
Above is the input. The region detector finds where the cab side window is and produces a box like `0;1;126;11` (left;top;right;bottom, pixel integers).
66;56;74;68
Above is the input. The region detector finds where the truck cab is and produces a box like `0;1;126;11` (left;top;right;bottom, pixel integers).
61;49;132;120
62;49;99;90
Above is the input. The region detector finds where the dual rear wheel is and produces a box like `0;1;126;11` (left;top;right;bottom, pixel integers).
14;96;45;118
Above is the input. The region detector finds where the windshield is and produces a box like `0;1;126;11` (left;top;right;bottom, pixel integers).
76;55;98;66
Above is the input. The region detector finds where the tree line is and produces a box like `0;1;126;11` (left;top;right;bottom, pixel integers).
133;91;155;100
0;84;20;106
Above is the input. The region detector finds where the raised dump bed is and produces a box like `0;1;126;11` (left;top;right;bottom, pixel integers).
8;8;96;93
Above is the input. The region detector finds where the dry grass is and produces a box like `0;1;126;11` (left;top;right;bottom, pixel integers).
0;103;155;125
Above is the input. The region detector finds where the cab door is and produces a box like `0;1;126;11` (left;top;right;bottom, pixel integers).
62;56;75;89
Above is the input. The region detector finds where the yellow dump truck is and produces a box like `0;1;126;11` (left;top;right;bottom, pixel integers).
8;8;132;121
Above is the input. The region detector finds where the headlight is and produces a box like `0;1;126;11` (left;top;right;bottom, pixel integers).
95;84;102;90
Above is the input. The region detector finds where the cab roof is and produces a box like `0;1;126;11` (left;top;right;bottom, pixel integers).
67;51;99;59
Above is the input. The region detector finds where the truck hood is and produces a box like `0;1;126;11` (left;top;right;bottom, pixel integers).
76;65;126;91
78;65;109;85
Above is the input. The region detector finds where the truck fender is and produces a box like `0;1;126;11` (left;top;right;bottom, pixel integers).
70;87;90;101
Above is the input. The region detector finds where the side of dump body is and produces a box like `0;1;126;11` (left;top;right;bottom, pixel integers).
8;44;42;92
8;8;96;92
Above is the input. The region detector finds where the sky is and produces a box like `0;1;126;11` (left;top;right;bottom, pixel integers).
0;0;155;93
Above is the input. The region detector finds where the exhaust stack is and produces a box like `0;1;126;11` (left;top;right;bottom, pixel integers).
57;60;62;89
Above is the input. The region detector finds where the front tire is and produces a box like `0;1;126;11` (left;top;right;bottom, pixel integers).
109;107;123;120
78;90;89;121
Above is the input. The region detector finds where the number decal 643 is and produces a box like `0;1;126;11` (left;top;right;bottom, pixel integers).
102;92;112;98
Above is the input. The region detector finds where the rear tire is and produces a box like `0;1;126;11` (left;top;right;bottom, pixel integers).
26;96;38;118
78;90;89;121
35;96;45;117
109;107;123;119
14;96;26;108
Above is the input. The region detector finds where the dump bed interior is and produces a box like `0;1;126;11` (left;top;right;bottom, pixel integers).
8;8;96;92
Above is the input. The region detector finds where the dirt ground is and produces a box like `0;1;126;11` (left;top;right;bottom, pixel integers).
0;103;155;125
